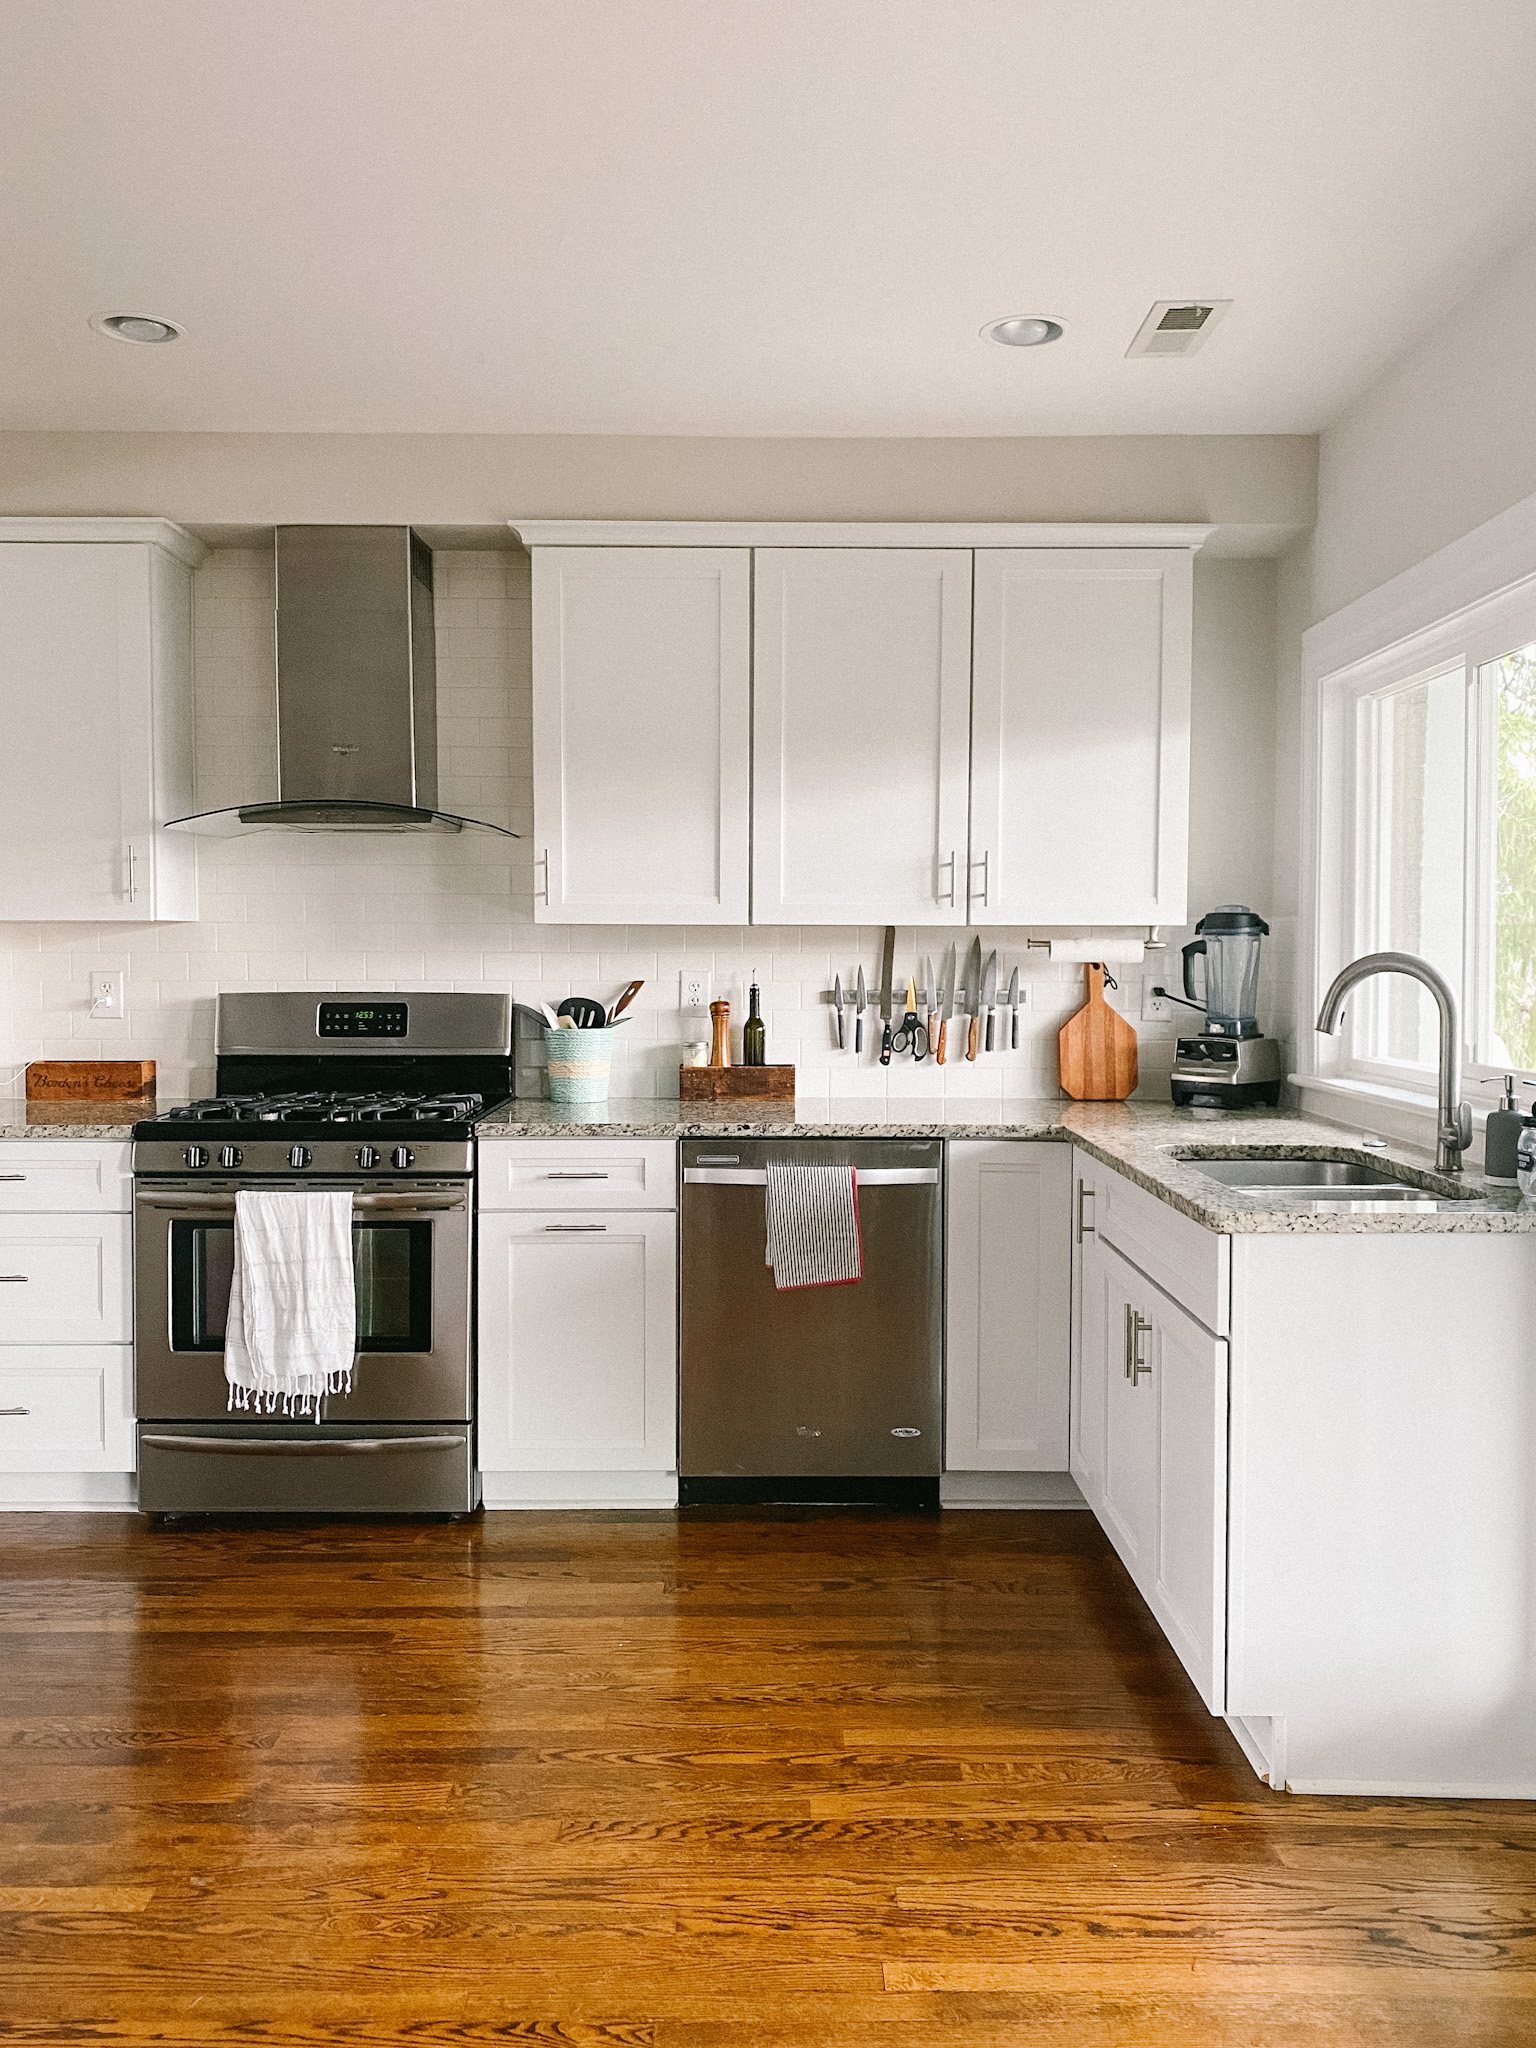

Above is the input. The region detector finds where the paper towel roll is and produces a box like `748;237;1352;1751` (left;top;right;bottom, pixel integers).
1048;939;1146;965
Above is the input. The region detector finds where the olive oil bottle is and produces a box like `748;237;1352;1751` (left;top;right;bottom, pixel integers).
743;974;766;1067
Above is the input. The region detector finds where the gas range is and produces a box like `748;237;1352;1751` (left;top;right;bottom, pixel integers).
132;991;516;1178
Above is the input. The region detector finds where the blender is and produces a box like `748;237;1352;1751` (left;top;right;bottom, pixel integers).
1167;905;1283;1108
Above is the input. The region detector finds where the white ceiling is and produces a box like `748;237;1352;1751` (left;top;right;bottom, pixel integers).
3;0;1535;438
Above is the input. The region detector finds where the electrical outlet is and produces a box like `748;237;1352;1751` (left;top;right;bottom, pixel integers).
90;971;125;1021
1141;984;1176;1023
680;971;713;1011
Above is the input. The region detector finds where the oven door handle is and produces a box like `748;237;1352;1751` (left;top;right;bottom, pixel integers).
135;1196;466;1214
138;1433;464;1458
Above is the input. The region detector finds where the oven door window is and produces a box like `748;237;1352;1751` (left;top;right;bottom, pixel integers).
169;1220;432;1352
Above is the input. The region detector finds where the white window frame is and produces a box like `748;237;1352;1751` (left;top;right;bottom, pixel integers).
1301;487;1536;1135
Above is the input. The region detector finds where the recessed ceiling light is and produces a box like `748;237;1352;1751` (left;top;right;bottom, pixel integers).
90;313;184;345
983;316;1065;348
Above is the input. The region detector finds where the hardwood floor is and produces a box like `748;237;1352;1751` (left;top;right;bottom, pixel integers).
1;1507;1532;2045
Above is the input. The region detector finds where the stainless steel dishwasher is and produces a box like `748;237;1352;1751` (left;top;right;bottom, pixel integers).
679;1137;942;1507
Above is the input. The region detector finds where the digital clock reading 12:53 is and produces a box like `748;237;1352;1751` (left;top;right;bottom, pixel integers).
317;1002;409;1038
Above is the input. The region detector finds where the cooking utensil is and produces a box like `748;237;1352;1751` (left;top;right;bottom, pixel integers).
921;954;936;1058
877;926;897;1066
539;1003;562;1030
963;936;982;1062
891;974;929;1061
608;979;644;1021
935;942;956;1065
1007;966;1020;1050
558;996;607;1028
855;967;866;1054
980;950;998;1052
1058;964;1138;1100
833;974;846;1050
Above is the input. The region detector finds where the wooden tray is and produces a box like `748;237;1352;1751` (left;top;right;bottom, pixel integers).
26;1060;157;1103
678;1065;795;1102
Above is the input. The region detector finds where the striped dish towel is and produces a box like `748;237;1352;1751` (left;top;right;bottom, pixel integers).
764;1158;862;1290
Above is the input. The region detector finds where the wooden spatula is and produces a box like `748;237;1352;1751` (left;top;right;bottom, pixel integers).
1058;964;1138;1101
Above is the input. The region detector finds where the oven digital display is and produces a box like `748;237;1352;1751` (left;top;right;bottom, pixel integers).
318;1002;408;1038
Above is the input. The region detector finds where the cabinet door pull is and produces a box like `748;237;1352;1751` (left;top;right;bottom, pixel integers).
0;1274;29;1283
970;849;990;910
535;850;551;904
543;1223;608;1233
543;1171;610;1180
0;1174;27;1182
1076;1181;1096;1241
938;851;957;907
1131;1311;1153;1384
0;1407;29;1417
1123;1302;1134;1379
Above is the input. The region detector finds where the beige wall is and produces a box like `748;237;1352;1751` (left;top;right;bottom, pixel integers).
1310;221;1536;623
0;430;1313;545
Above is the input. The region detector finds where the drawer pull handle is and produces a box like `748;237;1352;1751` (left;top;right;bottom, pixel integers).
0;1275;29;1283
543;1172;611;1180
140;1434;462;1458
0;1174;27;1182
543;1223;608;1233
0;1407;29;1417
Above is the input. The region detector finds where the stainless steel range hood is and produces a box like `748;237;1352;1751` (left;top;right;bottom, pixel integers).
167;526;516;838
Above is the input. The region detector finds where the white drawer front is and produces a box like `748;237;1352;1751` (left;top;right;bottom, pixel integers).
0;1216;132;1344
479;1139;677;1211
0;1349;134;1472
0;1141;132;1213
1096;1160;1228;1335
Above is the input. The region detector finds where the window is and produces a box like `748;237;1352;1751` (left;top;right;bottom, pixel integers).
1313;584;1536;1099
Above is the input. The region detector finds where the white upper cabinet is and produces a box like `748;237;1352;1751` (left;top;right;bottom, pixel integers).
0;525;201;921
751;549;972;925
970;548;1192;926
530;546;751;923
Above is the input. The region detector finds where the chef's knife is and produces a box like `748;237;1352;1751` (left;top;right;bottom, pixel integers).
1007;965;1020;1050
963;935;982;1062
981;949;998;1052
833;973;845;1050
935;941;955;1065
855;967;866;1054
921;954;935;1059
877;925;896;1066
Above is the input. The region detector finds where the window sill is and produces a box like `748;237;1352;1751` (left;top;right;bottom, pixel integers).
1290;1071;1495;1144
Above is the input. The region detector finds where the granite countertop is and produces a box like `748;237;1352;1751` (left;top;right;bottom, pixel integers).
0;1096;154;1139
478;1095;1536;1235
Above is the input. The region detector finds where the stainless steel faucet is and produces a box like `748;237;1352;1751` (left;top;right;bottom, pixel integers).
1315;950;1472;1172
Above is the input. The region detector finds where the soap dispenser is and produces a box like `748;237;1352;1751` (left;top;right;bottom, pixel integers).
1483;1074;1527;1186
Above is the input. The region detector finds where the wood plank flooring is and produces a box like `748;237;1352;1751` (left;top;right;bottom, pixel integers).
1;1507;1533;2045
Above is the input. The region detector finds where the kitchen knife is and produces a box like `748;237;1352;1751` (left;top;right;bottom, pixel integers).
935;941;955;1065
1007;965;1020;1050
922;954;936;1059
855;967;866;1054
963;936;982;1061
833;973;845;1050
981;950;998;1052
877;925;896;1066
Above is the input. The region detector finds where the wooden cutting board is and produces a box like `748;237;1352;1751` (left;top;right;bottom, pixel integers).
1058;966;1137;1100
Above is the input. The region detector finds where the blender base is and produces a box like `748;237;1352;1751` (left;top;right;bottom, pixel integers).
1169;1033;1283;1110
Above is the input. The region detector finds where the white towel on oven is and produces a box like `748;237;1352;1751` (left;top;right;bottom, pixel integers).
764;1158;862;1290
225;1190;356;1417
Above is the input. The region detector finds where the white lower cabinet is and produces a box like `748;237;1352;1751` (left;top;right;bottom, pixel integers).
1074;1223;1228;1713
945;1141;1071;1472
0;1213;132;1346
477;1207;677;1486
0;1349;134;1472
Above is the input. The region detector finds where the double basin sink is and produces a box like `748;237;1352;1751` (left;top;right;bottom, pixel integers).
1177;1153;1494;1211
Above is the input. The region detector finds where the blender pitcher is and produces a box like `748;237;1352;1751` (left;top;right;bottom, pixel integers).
1182;906;1269;1038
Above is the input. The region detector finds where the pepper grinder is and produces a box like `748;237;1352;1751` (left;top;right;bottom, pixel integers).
708;999;732;1068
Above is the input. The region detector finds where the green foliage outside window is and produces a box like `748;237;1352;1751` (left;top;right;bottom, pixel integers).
1495;649;1536;1072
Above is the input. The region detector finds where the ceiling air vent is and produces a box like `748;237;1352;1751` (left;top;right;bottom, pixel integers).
1126;299;1232;358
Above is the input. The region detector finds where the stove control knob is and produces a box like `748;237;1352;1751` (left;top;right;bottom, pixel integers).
356;1145;381;1169
218;1146;242;1170
391;1145;414;1170
287;1145;312;1170
183;1145;210;1169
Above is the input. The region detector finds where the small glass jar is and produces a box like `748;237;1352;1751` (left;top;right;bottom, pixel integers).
684;1040;710;1068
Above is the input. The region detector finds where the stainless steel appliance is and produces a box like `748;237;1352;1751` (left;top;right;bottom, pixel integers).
165;527;517;840
132;991;515;1516
678;1138;942;1507
1168;905;1283;1109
